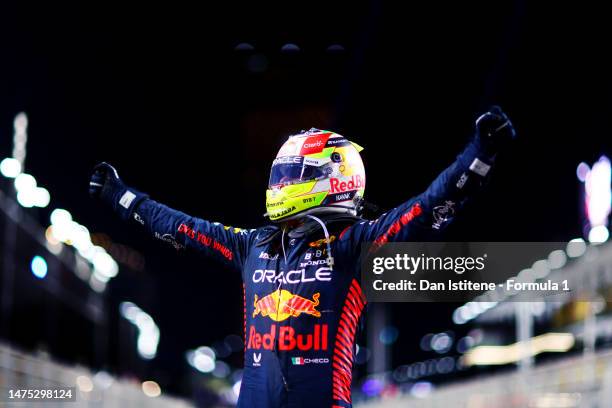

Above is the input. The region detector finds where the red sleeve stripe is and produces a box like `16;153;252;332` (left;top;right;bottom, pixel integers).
333;358;351;373
332;279;367;405
345;293;363;318
335;326;353;343
243;284;247;356
339;225;351;240
333;382;350;397
333;375;351;391
371;203;423;250
343;303;360;324
335;340;353;357
333;356;352;373
333;375;351;394
349;283;366;307
347;294;363;310
335;328;352;345
334;336;353;354
337;318;355;337
334;342;352;361
350;278;364;295
335;332;353;350
333;347;353;365
338;311;358;336
341;299;361;325
333;370;351;381
334;351;353;370
332;356;351;373
348;284;366;308
332;375;349;388
340;307;358;328
342;298;360;320
342;309;361;327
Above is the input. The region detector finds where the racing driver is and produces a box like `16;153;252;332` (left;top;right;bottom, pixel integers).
89;106;515;407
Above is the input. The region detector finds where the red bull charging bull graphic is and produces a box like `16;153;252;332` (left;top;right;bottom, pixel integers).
248;289;327;351
253;289;321;322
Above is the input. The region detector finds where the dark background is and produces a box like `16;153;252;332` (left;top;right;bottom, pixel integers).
1;0;611;399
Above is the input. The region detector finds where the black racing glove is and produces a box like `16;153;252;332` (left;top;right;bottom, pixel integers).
475;105;516;156
89;162;148;221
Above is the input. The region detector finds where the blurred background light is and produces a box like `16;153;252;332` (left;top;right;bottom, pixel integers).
33;187;50;207
567;238;587;257
410;381;434;399
547;249;567;269
576;161;590;182
234;42;254;51
187;346;217;373
588;225;609;243
0;157;21;178
12;112;28;166
431;332;454;354
232;380;242;400
464;333;574;366
420;333;434;350
326;44;345;53
14;173;36;192
361;378;384;397
379;326;399;345
584;156;611;242
119;302;160;360
280;43;300;53
456;336;475;353
212;360;231;378
30;255;48;279
142;381;161;398
76;375;94;393
93;371;114;390
16;190;36;208
50;208;72;226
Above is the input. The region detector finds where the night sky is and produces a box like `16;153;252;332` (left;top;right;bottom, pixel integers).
1;0;612;397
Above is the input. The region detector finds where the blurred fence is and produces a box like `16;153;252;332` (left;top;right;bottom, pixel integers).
0;342;193;408
357;350;612;408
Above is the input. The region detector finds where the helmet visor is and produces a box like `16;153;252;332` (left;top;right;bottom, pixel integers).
269;157;328;187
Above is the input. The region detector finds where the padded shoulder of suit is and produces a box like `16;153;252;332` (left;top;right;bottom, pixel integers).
253;225;281;247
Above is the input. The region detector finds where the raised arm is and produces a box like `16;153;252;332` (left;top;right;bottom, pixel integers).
341;106;515;248
88;163;253;271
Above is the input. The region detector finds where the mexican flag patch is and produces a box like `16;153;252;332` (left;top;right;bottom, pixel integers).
291;357;304;365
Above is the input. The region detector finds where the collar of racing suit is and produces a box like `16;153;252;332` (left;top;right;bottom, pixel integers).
254;213;363;247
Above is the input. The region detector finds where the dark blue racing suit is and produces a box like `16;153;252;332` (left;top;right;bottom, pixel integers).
126;140;494;408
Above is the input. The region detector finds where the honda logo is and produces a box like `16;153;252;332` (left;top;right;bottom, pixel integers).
253;352;262;367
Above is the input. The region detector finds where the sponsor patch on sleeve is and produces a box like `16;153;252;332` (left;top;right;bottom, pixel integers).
469;158;491;177
119;190;137;209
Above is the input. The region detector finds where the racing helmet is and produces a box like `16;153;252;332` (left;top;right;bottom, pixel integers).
265;128;366;222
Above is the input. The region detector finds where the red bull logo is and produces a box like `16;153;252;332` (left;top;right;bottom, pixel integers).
330;175;364;193
247;324;329;351
309;236;336;248
253;289;321;322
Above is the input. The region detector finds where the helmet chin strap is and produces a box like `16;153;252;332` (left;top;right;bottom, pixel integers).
304;214;334;270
